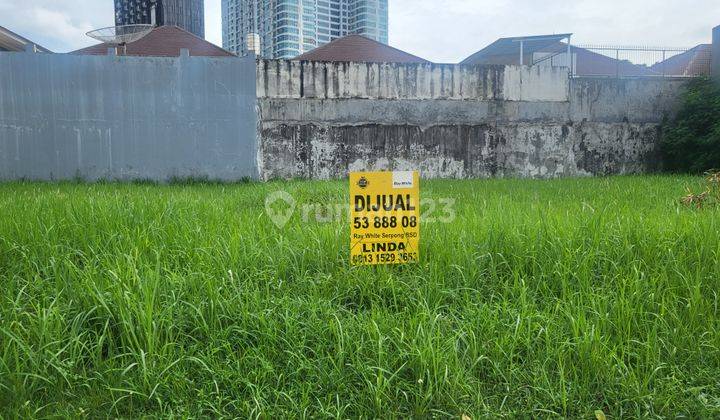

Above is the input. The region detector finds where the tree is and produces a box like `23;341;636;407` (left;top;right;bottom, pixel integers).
661;78;720;173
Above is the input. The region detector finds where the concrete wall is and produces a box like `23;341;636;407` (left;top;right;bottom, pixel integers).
0;50;257;181
713;25;720;81
0;55;686;182
258;61;686;179
257;60;570;102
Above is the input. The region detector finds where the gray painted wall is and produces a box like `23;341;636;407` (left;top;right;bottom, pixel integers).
258;61;686;179
0;50;257;181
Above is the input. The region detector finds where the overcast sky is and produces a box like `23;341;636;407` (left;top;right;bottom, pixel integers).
1;0;718;62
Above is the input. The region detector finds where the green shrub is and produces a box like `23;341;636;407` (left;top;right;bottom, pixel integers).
661;78;720;173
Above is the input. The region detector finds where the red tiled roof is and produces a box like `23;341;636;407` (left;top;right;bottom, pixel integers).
294;35;429;63
70;26;234;57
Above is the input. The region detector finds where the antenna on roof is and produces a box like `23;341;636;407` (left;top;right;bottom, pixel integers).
86;24;154;56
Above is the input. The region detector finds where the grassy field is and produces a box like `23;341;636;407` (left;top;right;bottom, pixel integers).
1;176;719;418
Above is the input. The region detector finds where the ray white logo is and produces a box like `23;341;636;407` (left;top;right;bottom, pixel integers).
264;190;296;228
392;171;414;189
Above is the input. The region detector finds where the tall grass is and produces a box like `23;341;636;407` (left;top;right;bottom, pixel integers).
0;176;719;417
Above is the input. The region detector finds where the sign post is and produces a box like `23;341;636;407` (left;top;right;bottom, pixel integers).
350;171;420;266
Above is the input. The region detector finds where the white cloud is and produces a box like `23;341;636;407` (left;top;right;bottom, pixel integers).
2;0;718;60
390;0;720;62
28;7;96;48
206;0;222;47
0;0;112;51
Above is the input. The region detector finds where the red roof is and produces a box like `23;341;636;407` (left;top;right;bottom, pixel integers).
294;35;429;63
71;26;234;57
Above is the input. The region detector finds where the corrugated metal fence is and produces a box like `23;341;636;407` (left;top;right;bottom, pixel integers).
0;50;258;181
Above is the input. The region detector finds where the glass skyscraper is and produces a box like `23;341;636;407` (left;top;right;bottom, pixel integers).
222;0;388;58
115;0;205;38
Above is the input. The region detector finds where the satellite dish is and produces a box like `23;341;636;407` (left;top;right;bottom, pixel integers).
86;24;154;55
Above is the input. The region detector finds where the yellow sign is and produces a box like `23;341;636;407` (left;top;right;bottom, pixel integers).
350;171;420;266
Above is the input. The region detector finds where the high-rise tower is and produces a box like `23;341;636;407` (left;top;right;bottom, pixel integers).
222;0;388;58
115;0;205;39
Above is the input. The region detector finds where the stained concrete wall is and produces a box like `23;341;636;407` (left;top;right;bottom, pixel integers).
258;61;686;179
0;50;257;181
257;60;570;101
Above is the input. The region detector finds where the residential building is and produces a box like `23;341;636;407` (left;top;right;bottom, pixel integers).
294;34;427;63
651;44;711;77
461;34;574;67
0;25;51;52
72;26;233;57
114;0;205;38
461;34;660;77
222;0;388;59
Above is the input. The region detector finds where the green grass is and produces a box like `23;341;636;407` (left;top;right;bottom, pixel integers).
1;176;719;418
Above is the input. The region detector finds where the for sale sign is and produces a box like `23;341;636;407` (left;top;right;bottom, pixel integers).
350;171;420;266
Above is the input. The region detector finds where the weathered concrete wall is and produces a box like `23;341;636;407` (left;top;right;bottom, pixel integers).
258;61;686;179
257;60;570;101
0;50;257;181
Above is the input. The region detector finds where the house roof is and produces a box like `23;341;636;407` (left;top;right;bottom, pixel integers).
650;44;711;76
71;26;234;57
294;35;429;63
0;25;51;52
461;34;572;65
461;34;659;77
572;47;658;77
